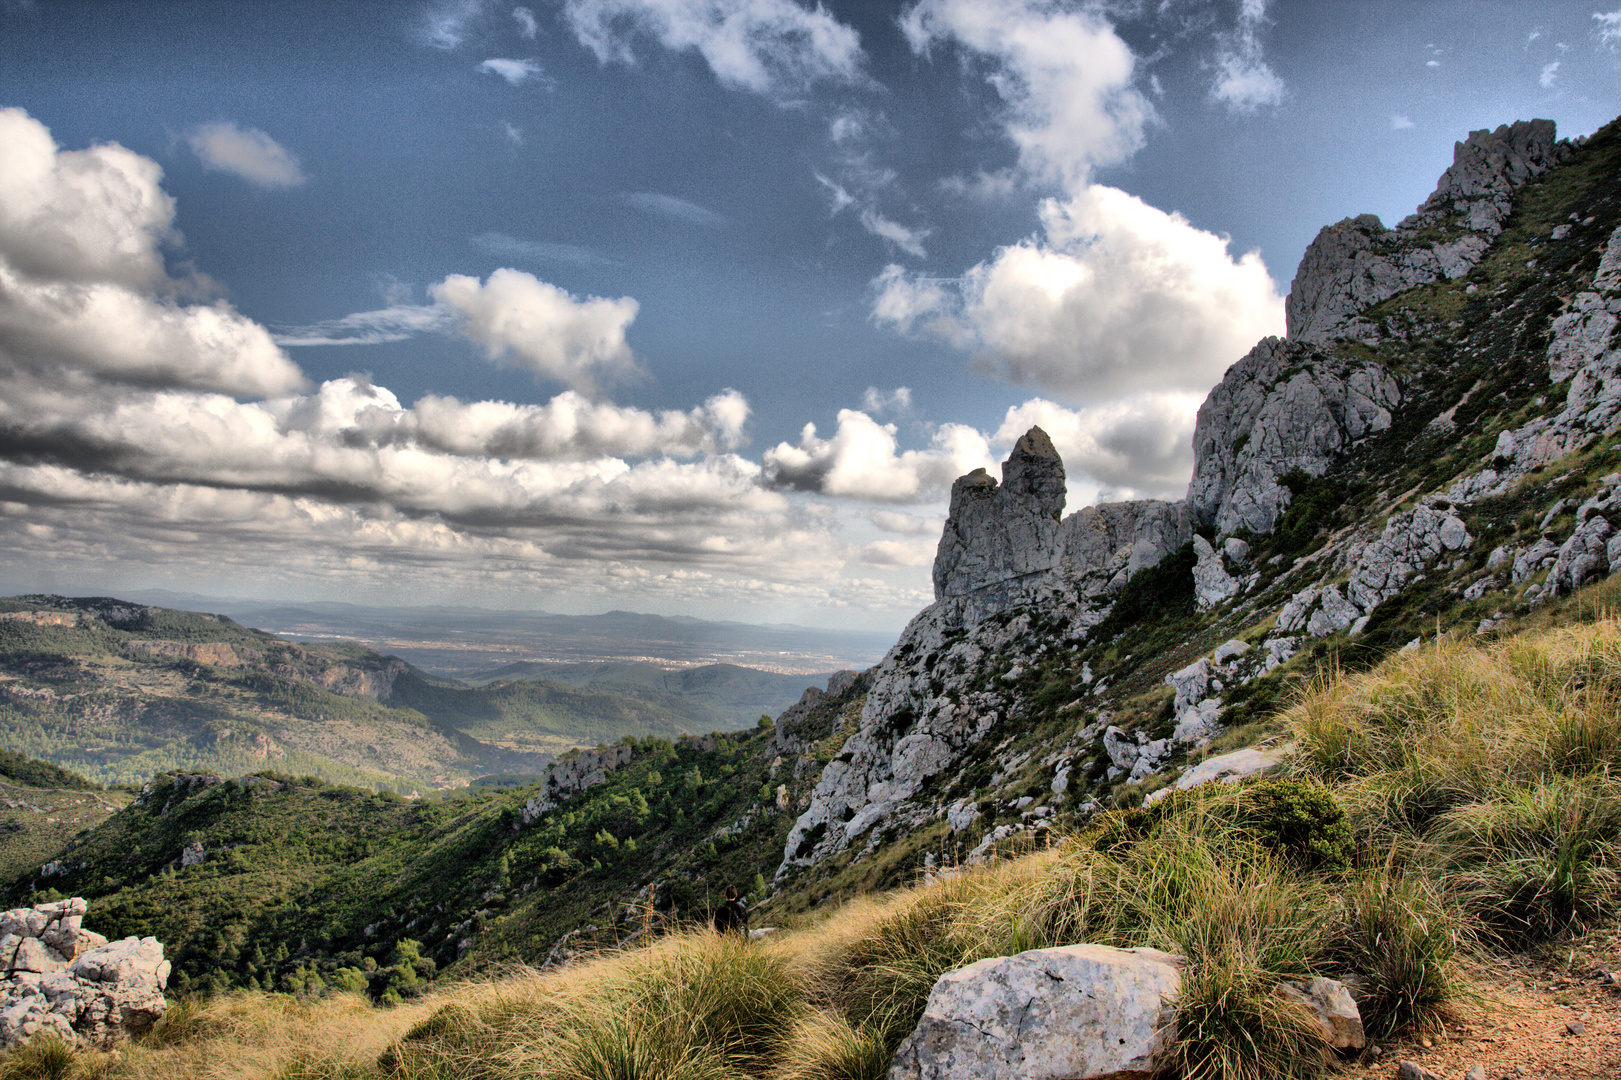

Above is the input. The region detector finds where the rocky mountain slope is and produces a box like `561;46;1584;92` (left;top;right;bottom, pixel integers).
775;114;1621;889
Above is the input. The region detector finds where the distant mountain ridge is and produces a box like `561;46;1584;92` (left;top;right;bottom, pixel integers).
20;592;894;678
0;594;838;790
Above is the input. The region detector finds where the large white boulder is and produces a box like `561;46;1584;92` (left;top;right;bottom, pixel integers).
888;944;1182;1080
0;901;168;1049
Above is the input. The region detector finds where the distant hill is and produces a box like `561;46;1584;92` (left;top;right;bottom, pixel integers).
76;593;895;677
0;595;777;791
0;749;126;883
462;660;839;728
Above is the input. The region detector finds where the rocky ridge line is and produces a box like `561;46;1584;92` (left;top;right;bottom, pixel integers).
779;116;1604;878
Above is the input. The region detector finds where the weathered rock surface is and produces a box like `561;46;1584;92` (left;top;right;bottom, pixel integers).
782;433;1198;872
0;899;167;1049
934;428;1066;606
1278;976;1366;1051
888;944;1182;1080
1188;339;1400;535
1144;746;1285;806
519;744;632;823
1287;120;1564;343
1192;535;1240;609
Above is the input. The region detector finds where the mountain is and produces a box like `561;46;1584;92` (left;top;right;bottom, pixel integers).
77;593;895;678
776;116;1621;883
4;113;1620;1016
0;595;833;791
462;660;842;729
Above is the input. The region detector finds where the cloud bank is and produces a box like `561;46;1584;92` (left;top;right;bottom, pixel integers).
0;106;938;617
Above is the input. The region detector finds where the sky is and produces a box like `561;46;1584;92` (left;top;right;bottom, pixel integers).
0;0;1618;632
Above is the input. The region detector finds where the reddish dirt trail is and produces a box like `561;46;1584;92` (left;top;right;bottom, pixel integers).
1335;952;1621;1080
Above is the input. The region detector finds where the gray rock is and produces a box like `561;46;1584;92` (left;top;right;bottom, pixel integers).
1223;537;1252;565
887;944;1182;1080
1345;501;1472;614
0;901;167;1050
1286;121;1562;344
1398;1062;1442;1080
1212;638;1251;665
1165;659;1212;713
1278;976;1366;1050
1306;585;1360;637
1511;537;1560;585
1189;339;1400;535
934;427;1065;603
180;840;206;868
1103;726;1140;771
1192;535;1240;609
1145;747;1284;806
1549;514;1613;595
520;743;633;824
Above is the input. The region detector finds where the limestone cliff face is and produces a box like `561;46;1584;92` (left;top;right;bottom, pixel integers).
1287;120;1565;344
1187;339;1401;535
780;431;1193;872
932;428;1066;610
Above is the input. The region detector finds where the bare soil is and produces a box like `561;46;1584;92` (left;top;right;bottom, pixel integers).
1336;941;1621;1080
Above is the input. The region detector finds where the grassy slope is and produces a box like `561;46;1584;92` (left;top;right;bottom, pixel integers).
0;676;869;998
12;613;1621;1080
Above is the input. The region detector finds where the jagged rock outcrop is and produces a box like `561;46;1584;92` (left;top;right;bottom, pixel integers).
1188;339;1401;535
888;944;1183;1080
1287;120;1564;343
0;899;169;1049
780;113;1617;883
781;433;1195;873
934;428;1066;609
1449;225;1621;496
519;744;631;823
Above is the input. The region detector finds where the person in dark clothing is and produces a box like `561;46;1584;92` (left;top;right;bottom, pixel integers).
713;884;748;936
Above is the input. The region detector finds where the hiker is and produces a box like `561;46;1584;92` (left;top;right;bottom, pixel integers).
713;884;748;936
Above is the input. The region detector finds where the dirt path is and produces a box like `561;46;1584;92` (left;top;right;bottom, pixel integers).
1336;951;1621;1080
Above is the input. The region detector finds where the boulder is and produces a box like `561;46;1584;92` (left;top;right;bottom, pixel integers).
1146;747;1284;806
1192;535;1240;609
0;901;167;1049
888;944;1182;1080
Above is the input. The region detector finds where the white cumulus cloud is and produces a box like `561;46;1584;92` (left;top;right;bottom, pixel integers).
993;392;1203;502
1539;60;1560;88
762;410;992;502
430;269;642;396
514;5;538;37
873;184;1284;404
186;122;308;189
563;0;864;99
1391;114;1414;130
900;0;1151;193
0;108;305;398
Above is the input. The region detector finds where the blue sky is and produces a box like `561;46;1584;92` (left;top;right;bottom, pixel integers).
0;0;1617;630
